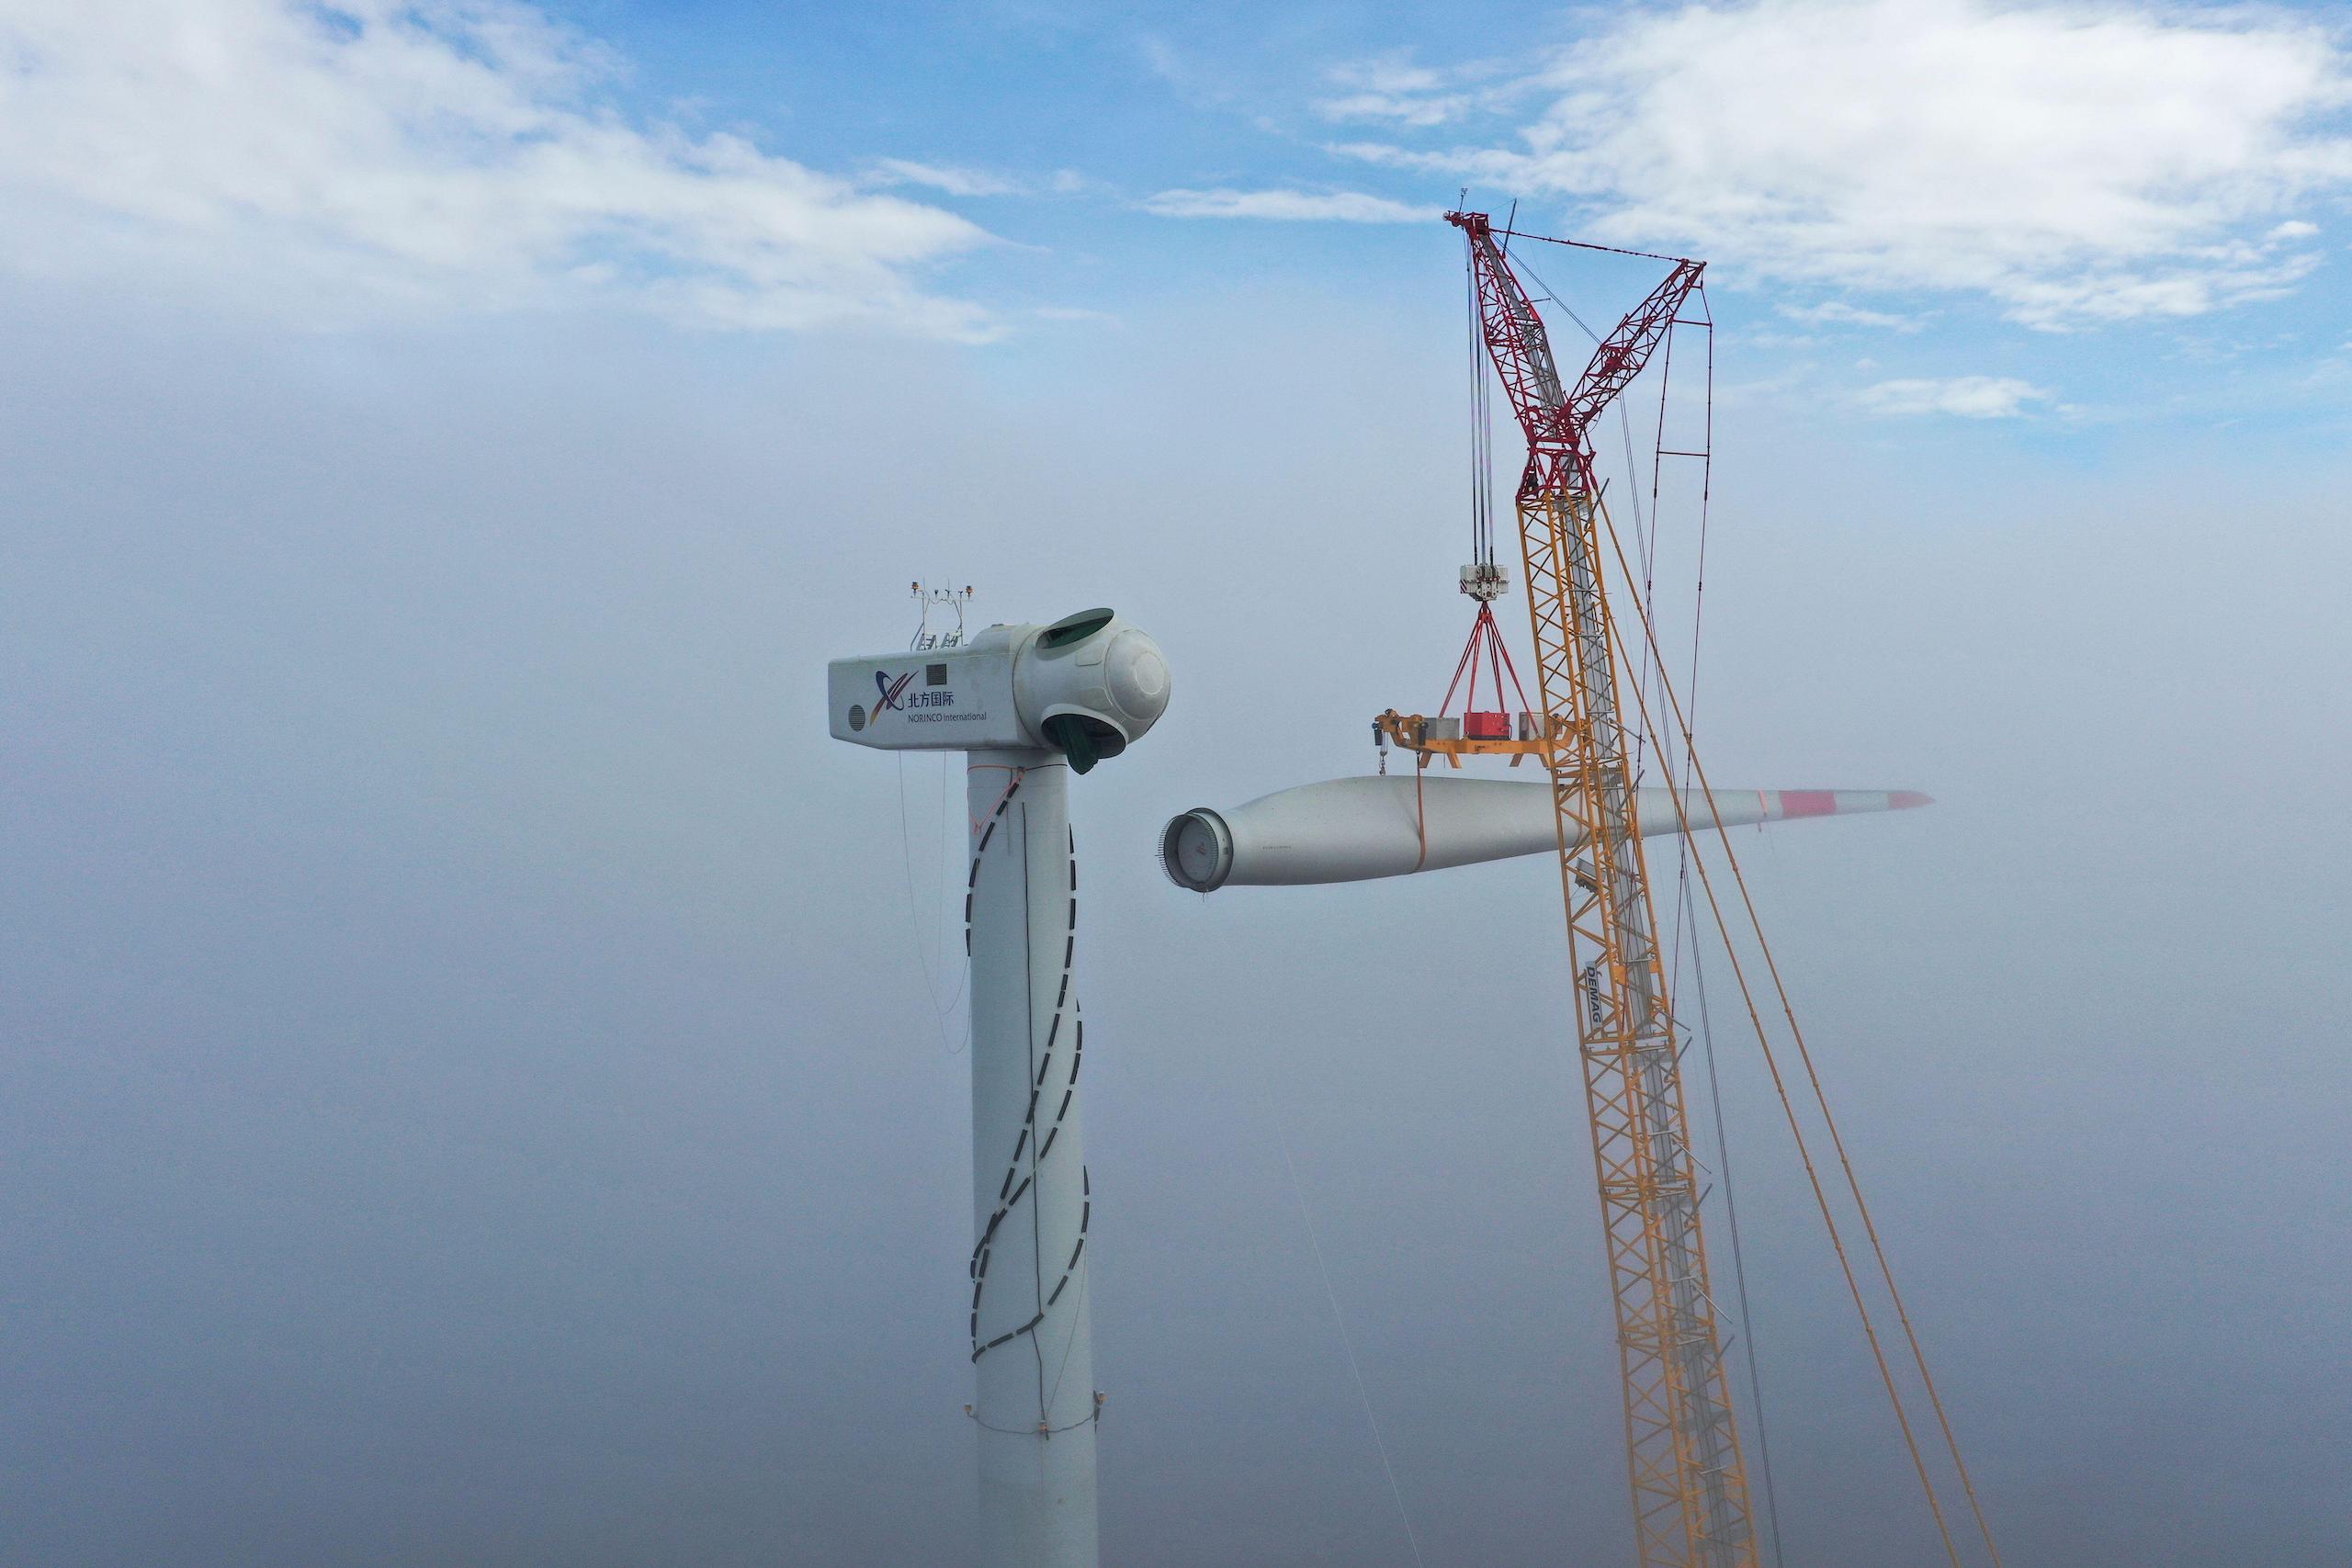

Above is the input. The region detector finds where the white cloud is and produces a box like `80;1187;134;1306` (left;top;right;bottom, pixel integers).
1316;90;1469;128
0;0;997;336
1314;55;1473;126
1857;375;2052;418
1334;0;2352;328
1778;299;1922;332
865;159;1024;198
1141;187;1437;222
865;160;1093;199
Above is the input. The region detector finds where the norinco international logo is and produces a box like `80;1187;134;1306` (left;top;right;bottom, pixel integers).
853;665;962;732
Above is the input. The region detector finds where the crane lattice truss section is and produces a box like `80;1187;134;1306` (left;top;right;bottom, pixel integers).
1450;209;1754;1568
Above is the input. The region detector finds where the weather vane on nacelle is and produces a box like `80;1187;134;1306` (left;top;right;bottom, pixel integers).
911;581;975;650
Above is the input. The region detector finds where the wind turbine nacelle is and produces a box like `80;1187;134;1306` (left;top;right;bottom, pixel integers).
827;608;1170;773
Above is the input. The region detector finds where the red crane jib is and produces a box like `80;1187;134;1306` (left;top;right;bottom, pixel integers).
1445;209;1702;491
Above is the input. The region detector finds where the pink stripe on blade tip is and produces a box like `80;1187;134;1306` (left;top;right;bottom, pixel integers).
1780;790;1838;819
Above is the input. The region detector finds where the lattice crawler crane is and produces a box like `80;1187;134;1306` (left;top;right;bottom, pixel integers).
1430;210;1755;1568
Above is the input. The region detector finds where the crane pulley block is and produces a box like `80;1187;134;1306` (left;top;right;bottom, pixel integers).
1461;562;1510;601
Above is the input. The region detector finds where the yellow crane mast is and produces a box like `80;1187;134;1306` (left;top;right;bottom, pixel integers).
1448;209;1754;1568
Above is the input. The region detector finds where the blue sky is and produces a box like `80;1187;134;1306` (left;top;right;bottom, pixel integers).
595;0;2352;448
4;0;2346;441
632;0;2335;419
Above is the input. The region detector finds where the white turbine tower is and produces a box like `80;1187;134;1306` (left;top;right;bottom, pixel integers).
830;606;1170;1568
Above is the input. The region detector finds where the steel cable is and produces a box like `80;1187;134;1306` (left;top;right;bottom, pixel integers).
1593;495;2004;1568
